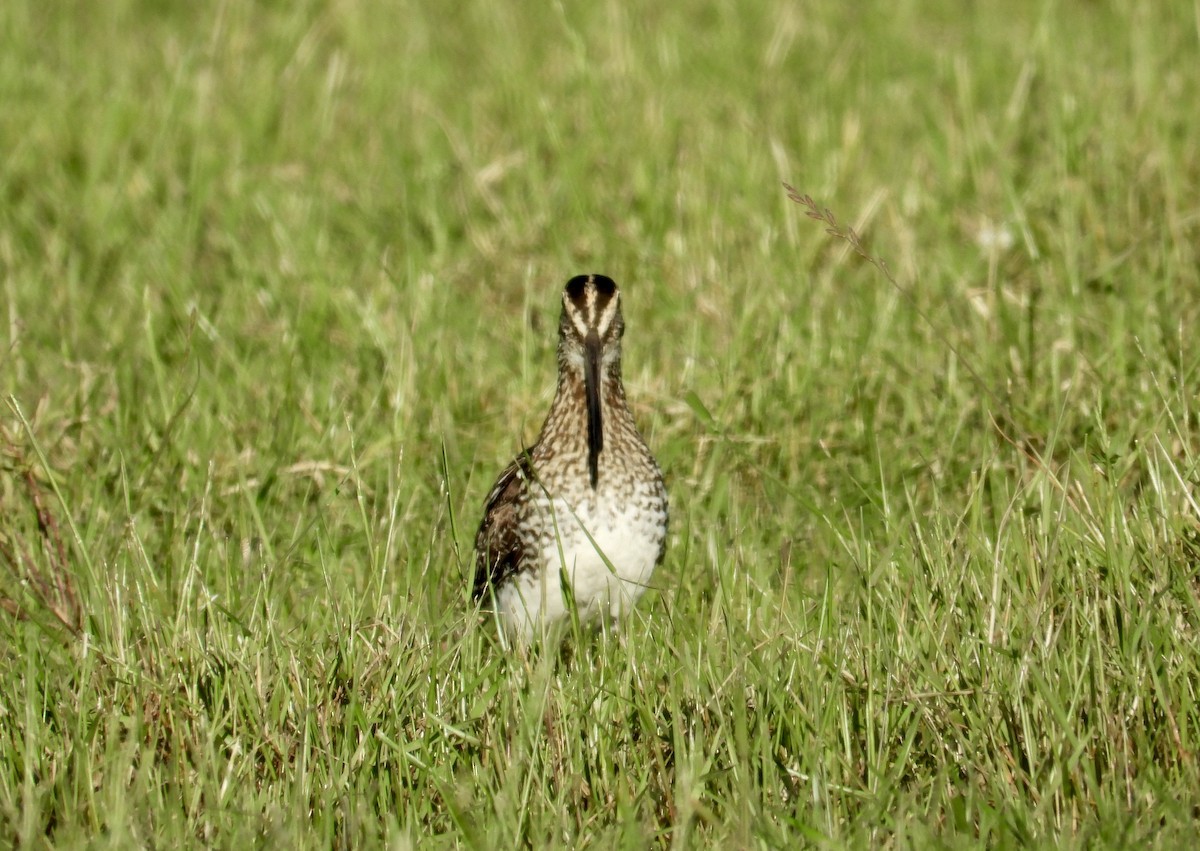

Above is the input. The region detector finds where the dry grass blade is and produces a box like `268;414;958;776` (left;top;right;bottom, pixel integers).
784;184;895;279
783;182;1035;450
0;456;83;637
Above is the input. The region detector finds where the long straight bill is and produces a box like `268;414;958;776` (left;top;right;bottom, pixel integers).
584;333;603;488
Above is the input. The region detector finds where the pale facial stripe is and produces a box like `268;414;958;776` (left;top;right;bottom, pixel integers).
567;275;620;338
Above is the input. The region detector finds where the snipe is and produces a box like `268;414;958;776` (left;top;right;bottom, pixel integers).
474;274;668;643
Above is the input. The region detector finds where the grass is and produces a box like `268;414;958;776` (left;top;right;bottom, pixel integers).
2;0;1199;846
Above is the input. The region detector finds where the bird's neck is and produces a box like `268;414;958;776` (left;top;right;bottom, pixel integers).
536;367;636;448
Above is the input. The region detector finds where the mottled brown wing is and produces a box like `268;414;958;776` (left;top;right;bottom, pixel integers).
472;453;533;602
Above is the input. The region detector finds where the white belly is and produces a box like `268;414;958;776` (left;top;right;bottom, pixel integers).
494;487;666;644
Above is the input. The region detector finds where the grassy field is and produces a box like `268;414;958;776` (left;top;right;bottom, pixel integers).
2;0;1199;846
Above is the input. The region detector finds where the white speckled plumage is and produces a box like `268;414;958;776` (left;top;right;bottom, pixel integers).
474;274;668;644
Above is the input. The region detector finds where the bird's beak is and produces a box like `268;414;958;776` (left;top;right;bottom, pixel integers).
584;332;603;488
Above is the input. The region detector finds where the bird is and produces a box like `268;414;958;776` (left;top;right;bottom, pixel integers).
473;274;668;645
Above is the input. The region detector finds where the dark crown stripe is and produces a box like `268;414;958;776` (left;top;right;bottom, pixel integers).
564;274;618;323
590;274;617;296
564;275;591;301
